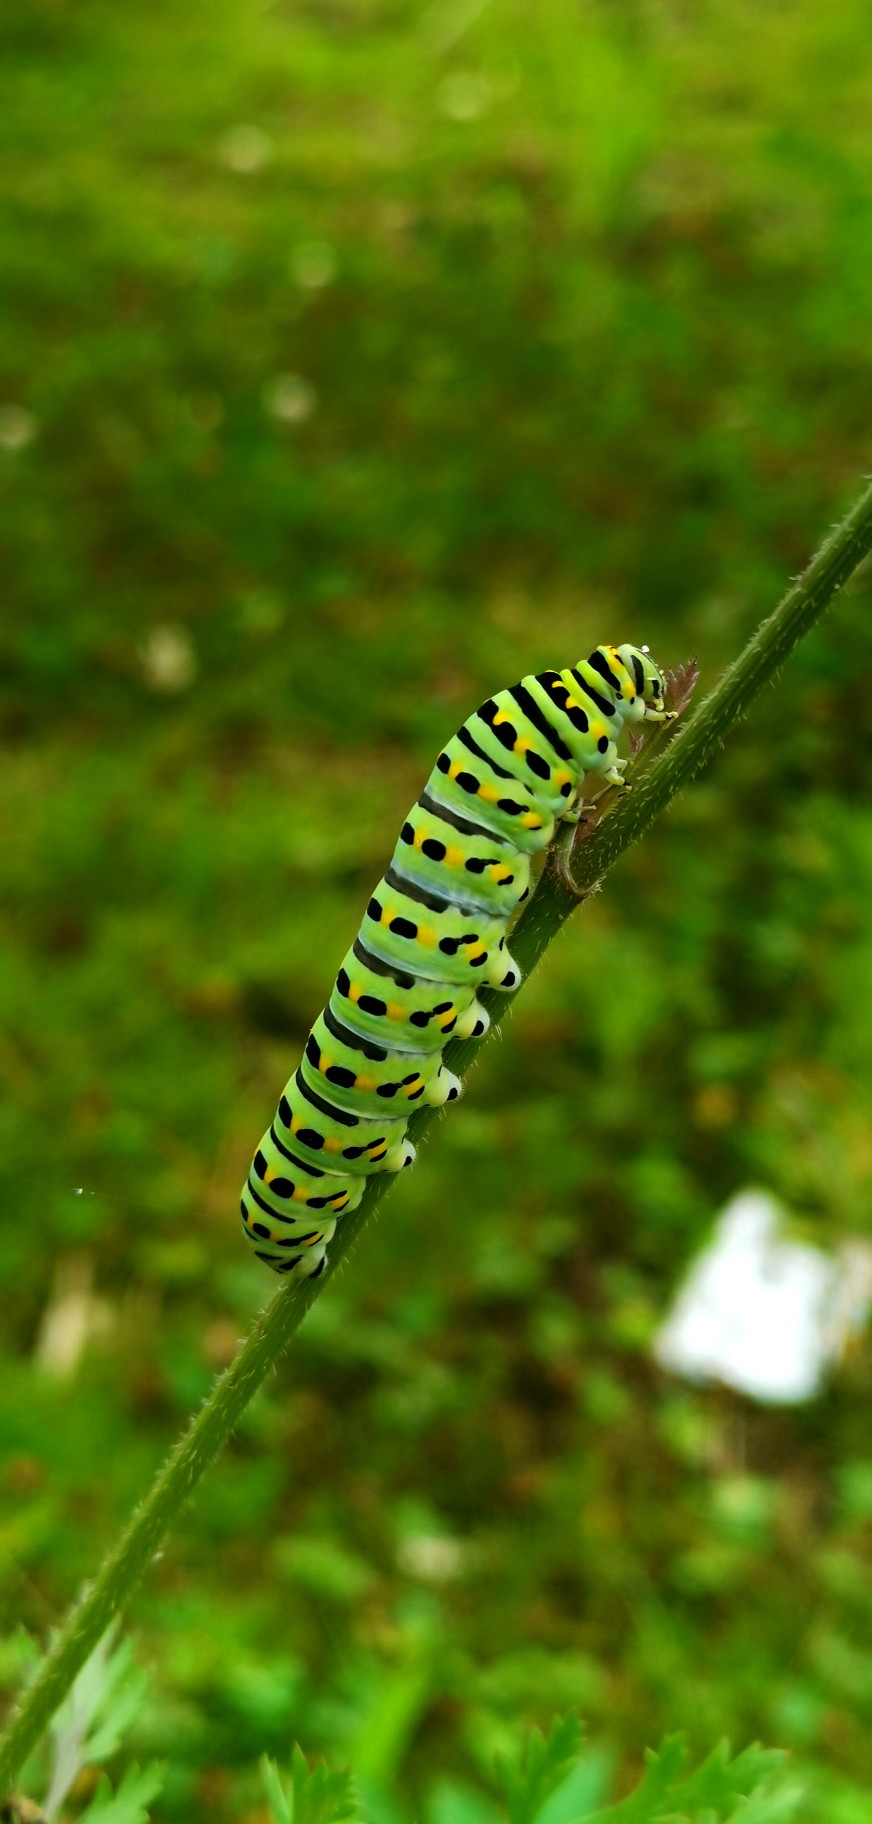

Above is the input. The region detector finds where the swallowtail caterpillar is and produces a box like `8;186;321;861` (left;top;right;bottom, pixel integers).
241;644;673;1275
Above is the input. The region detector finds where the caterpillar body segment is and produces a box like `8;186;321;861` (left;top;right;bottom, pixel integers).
242;643;670;1273
277;1071;415;1175
359;889;519;992
395;802;531;922
240;1144;343;1280
331;941;491;1054
303;1015;462;1114
430;745;555;852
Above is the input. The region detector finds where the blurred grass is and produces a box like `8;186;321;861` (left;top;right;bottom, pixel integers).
2;0;872;1817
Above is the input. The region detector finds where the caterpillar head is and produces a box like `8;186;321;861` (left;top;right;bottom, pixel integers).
616;644;666;719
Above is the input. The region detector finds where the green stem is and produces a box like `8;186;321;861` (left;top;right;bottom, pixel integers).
3;477;872;1796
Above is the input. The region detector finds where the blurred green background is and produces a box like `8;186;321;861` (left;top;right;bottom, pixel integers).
2;0;872;1816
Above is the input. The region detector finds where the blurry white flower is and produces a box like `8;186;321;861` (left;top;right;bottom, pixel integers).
397;1533;467;1582
0;404;37;450
36;1255;112;1380
218;125;273;173
264;372;317;423
438;71;492;121
655;1188;872;1404
140;624;197;693
292;241;337;290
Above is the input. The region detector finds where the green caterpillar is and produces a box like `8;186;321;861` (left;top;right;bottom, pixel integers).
241;643;672;1275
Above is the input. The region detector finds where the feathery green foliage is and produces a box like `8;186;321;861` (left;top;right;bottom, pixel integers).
498;1712;587;1824
261;1744;361;1824
74;1767;165;1824
257;1725;800;1824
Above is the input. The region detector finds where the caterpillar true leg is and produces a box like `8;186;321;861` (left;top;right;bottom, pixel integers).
242;643;670;1272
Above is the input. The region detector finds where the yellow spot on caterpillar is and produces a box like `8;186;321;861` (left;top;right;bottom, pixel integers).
437;1006;456;1027
380;906;395;926
403;1077;424;1096
418;925;436;946
319;1056;332;1074
306;1231;324;1244
369;1146;387;1161
413;828;425;847
292;1187;310;1204
387;1001;406;1020
610;656;632;696
554;769;572;788
448;761;461;780
349;982;361;1003
445;845;465;867
290;1116;300;1135
590;722;606;741
478;782;499;803
489;863;511;883
513;735;532;754
494;710;512;726
468;946;487;962
264;1167;276;1184
521;812;542;829
324;1136;342;1153
355;1073;376;1092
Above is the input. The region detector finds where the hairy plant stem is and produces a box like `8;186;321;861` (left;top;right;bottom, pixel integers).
3;477;872;1795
